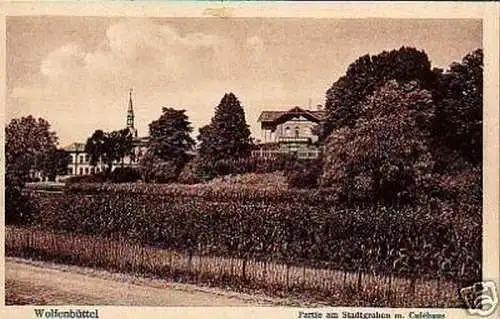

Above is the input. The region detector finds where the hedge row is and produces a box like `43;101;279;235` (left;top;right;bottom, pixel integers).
212;155;296;176
64;182;341;205
28;189;481;284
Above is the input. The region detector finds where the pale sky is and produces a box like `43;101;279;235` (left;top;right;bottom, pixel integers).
6;17;481;146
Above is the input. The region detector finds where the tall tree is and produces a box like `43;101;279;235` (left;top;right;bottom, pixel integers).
5;115;58;224
321;47;435;140
148;108;195;164
433;49;483;165
140;107;195;182
85;128;133;173
197;92;252;163
321;80;435;206
37;149;71;181
6;115;58;184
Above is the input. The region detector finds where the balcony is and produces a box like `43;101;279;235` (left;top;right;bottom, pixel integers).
277;136;311;144
251;148;320;159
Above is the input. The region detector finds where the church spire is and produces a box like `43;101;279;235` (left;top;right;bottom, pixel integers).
127;88;135;129
127;88;138;138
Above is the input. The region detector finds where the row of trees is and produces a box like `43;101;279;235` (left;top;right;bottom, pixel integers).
6;46;483;210
319;47;482;207
85;128;134;173
138;93;253;182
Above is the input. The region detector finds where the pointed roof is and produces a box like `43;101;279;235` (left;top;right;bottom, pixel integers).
258;106;325;123
128;88;134;114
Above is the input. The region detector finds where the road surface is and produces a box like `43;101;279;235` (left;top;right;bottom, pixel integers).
5;258;281;306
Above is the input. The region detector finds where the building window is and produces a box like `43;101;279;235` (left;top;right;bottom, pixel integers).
90;167;95;174
79;167;83;175
295;126;300;138
79;155;84;164
285;126;290;137
85;155;89;163
68;167;73;175
85;167;89;175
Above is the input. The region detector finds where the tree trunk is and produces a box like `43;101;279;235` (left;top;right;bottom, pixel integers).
387;274;392;302
410;276;416;296
285;263;290;293
242;257;247;282
357;270;363;292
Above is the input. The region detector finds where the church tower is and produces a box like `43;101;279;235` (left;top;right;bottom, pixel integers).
127;89;138;138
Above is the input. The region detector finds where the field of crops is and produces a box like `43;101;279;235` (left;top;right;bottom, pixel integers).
6;226;462;307
12;183;481;307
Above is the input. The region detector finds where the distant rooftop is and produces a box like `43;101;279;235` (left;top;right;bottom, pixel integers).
258;106;325;123
62;142;86;152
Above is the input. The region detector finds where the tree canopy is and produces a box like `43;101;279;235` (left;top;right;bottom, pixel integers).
321;81;435;205
140;107;195;183
148;108;195;164
197;92;252;163
321;47;436;140
6;115;59;184
320;47;483;208
85;128;133;173
5;115;60;224
432;49;483;165
37;148;71;181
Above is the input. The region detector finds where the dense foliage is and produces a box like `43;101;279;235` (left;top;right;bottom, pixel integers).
321;47;436;139
212;154;295;176
5;116;60;224
320;48;482;208
432;49;483;165
321;81;434;205
65;167;141;184
140;108;195;183
197;93;252;164
28;184;480;285
6;116;59;182
85;128;134;173
285;159;323;189
38;149;71;181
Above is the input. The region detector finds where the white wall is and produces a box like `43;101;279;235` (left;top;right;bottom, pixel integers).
262;116;318;143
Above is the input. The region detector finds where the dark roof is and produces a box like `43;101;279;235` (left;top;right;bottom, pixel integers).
258;106;325;123
62;142;86;152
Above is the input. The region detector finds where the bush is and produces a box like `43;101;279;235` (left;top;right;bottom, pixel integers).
139;153;182;183
285;159;323;189
65;173;107;184
177;160;202;184
213;154;295;176
109;167;141;183
5;185;34;225
64;181;338;205
207;172;287;188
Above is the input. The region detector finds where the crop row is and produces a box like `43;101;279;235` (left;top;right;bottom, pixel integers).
6;226;463;307
64;182;340;205
27;190;481;284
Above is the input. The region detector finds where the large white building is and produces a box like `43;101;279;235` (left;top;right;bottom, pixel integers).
252;106;324;159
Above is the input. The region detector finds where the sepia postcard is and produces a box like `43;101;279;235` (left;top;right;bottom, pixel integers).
1;2;499;319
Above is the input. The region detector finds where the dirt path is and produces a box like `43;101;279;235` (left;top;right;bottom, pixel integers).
5;258;282;306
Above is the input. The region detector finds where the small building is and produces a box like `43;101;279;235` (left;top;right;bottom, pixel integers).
253;106;324;159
